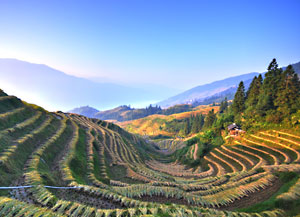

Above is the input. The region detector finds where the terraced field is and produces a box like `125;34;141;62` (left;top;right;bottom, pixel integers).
119;105;219;137
1;90;300;216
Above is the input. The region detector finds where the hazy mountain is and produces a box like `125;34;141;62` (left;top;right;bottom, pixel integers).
283;61;300;75
157;73;260;108
158;61;300;108
68;106;99;118
70;104;192;122
0;59;178;111
94;105;133;121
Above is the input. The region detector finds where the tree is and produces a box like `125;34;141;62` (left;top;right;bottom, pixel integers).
219;97;228;113
275;65;300;117
191;114;202;133
204;109;216;128
232;81;245;114
256;58;282;115
183;118;190;136
244;74;263;118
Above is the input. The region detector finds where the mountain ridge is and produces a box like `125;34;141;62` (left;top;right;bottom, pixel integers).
0;58;176;111
157;61;300;108
156;72;260;108
68;106;100;118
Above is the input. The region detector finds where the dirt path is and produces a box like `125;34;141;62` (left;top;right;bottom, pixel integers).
193;143;198;160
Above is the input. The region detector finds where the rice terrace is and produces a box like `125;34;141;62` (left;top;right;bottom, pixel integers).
1;0;300;216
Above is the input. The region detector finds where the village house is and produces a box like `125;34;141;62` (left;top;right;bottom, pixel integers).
227;123;244;136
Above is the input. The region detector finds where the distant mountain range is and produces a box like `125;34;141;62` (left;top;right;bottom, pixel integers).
69;104;195;122
0;59;178;111
157;61;300;108
11;57;297;118
156;73;260;107
69;105;134;121
68;106;99;118
69;61;300;121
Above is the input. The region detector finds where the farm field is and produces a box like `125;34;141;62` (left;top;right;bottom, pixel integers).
1;0;300;215
1;90;300;216
119;105;219;137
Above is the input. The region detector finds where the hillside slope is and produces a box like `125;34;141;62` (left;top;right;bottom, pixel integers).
120;105;219;137
1;88;300;216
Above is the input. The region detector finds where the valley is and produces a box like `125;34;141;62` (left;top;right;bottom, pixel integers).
0;59;300;216
1;0;300;215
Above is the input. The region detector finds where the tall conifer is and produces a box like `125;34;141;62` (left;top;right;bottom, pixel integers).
257;58;282;115
275;65;300;116
232;81;245;114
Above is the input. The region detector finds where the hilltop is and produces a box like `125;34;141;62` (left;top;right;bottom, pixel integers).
68;106;100;118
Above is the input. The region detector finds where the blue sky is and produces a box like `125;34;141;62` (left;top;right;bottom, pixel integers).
0;0;300;90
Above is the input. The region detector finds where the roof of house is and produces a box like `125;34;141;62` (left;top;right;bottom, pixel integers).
228;123;238;130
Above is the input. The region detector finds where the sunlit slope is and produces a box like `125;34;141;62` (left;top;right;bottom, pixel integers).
119;105;219;136
1;88;300;216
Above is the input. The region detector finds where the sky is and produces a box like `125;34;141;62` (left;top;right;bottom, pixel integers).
0;0;300;90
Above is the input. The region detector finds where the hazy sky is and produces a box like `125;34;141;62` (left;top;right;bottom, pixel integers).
0;0;300;89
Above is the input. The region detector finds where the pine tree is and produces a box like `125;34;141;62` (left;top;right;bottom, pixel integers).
245;75;263;109
204;109;216;128
244;74;263;120
183;118;190;136
199;114;204;130
232;81;245;114
195;114;203;132
191;114;199;133
256;58;282;116
246;76;256;99
219;97;228;113
275;65;300;117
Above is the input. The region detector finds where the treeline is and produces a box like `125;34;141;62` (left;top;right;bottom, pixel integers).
173;59;300;166
182;109;219;136
232;58;300;129
97;104;193;122
196;58;300;134
125;104;194;121
161;107;220;137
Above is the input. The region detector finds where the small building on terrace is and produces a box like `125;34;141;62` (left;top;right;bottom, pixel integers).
228;123;244;136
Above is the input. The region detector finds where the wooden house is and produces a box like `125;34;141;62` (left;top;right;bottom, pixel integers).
228;123;244;136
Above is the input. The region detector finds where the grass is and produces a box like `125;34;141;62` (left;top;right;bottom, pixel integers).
0;116;59;194
0;112;46;155
92;145;109;185
237;144;275;165
104;150;144;184
38;120;73;186
236;172;300;215
215;149;243;171
0;97;23;113
69;128;89;185
106;164;127;180
0;107;34;131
